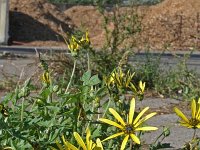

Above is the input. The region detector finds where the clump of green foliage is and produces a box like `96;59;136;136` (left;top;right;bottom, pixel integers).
131;52;200;100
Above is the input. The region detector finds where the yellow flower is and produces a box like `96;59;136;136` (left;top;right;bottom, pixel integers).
139;81;145;93
137;81;146;101
174;99;200;129
0;104;9;117
68;36;79;56
79;31;90;48
99;97;157;150
106;68;134;91
41;71;50;85
56;128;103;150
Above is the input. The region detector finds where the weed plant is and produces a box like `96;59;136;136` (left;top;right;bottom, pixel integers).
131;52;200;100
0;32;165;150
154;54;200;100
1;29;200;149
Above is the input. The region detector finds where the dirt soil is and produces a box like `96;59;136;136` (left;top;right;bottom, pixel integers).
9;0;200;50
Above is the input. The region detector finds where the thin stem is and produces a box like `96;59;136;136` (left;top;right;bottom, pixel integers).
21;97;25;122
86;100;95;129
153;132;163;145
87;52;90;71
47;79;53;103
65;59;77;94
102;98;111;118
130;139;133;150
96;97;112;130
97;107;100;120
192;128;196;139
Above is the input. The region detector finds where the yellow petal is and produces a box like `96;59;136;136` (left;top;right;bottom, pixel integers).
49;146;57;150
135;126;158;131
109;108;126;126
179;122;193;128
73;132;87;150
62;136;78;150
196;104;200;119
134;112;157;128
99;118;124;129
120;135;129;150
130;83;137;93
174;107;189;123
115;73;122;86
196;124;200;128
130;134;140;144
96;138;104;150
102;132;124;142
86;31;90;42
139;81;145;92
139;81;142;90
191;99;196;119
55;139;64;150
128;97;135;124
133;107;149;125
86;128;91;149
125;70;134;87
42;71;50;84
89;140;94;150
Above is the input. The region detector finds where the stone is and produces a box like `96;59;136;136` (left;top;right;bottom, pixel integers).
0;0;9;45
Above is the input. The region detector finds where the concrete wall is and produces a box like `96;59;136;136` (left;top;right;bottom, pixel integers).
0;0;9;45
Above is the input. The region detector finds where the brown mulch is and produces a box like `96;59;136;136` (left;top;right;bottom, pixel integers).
9;0;200;50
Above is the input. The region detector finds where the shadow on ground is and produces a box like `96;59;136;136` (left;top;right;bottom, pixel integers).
9;11;71;44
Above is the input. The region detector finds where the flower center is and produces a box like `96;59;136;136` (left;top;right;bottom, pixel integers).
124;124;134;134
189;118;200;127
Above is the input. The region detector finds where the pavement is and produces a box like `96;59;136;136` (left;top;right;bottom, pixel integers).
137;98;199;149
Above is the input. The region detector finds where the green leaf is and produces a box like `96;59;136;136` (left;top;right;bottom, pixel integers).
49;129;60;142
88;75;101;86
3;92;14;104
46;106;60;113
65;96;79;104
29;117;42;125
92;128;102;138
38;120;56;127
40;89;51;99
81;71;91;83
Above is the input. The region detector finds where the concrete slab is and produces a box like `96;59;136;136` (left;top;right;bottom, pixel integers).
136;98;199;149
0;0;9;44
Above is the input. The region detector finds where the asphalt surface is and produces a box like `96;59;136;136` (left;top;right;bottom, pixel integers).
1;47;200;149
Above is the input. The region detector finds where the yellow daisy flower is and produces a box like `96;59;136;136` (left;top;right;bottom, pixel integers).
137;81;146;101
106;68;135;91
79;31;90;48
56;128;103;150
139;81;145;93
174;99;200;129
99;97;157;150
41;71;50;85
67;36;79;56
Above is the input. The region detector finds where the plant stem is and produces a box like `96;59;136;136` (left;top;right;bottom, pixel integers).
87;52;90;71
130;139;133;150
65;59;77;94
102;97;111;118
193;128;196;139
86;100;95;129
96;97;112;130
21;97;25;122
